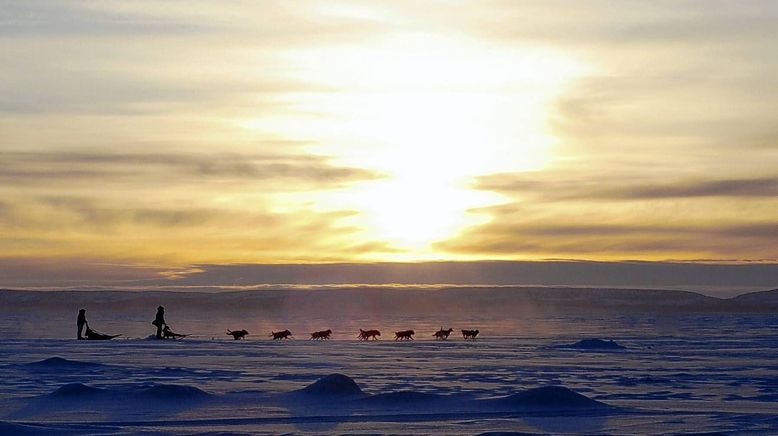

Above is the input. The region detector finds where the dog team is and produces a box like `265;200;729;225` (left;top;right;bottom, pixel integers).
77;307;480;341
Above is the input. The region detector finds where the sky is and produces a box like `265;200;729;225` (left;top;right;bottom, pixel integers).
1;1;777;288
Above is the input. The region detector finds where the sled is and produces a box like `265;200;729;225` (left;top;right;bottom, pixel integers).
84;327;121;340
163;326;189;339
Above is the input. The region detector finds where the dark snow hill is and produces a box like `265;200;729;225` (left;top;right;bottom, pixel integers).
730;288;778;305
1;286;777;316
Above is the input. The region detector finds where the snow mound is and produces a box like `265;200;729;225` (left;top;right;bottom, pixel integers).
47;383;106;398
358;391;443;404
476;433;537;436
137;384;212;400
23;356;104;369
298;374;364;396
42;383;212;404
497;386;605;409
561;338;625;350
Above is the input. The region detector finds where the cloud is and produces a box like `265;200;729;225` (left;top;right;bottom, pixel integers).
0;1;392;115
717;223;778;239
450;170;778;260
0;1;389;40
622;178;778;199
0;256;169;286
0;195;399;264
2;1;777;265
476;174;778;201
477;0;778;45
0;194;357;232
0;150;382;189
460;3;778;264
437;219;778;259
0;1;211;37
419;0;778;178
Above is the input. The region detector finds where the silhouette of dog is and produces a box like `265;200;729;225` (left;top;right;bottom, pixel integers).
271;329;292;340
227;329;249;340
357;329;381;340
310;329;332;340
394;330;415;341
432;327;454;340
462;329;479;340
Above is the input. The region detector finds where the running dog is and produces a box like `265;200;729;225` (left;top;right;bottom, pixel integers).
310;329;332;340
394;329;415;341
461;329;480;340
271;329;293;340
357;329;381;340
432;327;453;340
227;329;249;340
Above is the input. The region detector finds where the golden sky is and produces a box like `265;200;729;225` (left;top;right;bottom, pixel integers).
1;1;777;271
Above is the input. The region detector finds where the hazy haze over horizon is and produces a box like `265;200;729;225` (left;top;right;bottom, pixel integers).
2;260;777;298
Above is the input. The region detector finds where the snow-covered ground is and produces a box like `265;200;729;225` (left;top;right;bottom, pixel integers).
1;312;778;434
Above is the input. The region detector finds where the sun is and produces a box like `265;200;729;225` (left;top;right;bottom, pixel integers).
343;176;491;251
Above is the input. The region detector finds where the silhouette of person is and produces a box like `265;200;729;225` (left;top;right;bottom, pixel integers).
152;305;166;339
77;309;89;340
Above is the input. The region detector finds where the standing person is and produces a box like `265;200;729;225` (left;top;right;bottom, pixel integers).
77;309;89;340
152;305;166;339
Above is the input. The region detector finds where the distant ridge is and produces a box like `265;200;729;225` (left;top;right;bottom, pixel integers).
731;288;778;304
5;260;777;294
1;286;777;314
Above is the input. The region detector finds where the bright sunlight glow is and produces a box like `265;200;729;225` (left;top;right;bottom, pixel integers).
240;34;591;255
